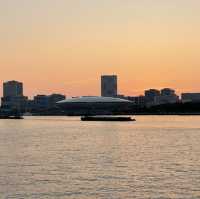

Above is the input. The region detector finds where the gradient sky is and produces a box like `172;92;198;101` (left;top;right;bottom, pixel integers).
0;0;200;97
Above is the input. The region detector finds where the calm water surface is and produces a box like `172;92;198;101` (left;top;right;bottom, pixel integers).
0;116;200;199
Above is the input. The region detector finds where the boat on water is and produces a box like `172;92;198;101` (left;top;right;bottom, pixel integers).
81;116;136;122
0;108;24;119
0;115;23;119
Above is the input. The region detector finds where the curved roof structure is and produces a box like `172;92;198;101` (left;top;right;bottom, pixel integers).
57;96;132;104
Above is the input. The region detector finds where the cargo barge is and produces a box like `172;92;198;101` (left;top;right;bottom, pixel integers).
81;116;135;122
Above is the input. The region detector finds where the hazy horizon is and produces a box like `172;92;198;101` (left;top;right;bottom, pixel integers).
1;0;200;97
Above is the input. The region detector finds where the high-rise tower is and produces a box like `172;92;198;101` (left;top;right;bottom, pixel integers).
101;75;117;97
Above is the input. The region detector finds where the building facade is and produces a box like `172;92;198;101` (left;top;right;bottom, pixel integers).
181;93;200;103
31;94;66;111
145;89;161;106
1;81;28;112
3;81;23;97
101;75;117;97
48;94;66;108
154;88;179;105
161;88;175;96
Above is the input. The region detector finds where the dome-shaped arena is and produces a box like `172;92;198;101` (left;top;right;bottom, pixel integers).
57;96;131;104
56;96;133;115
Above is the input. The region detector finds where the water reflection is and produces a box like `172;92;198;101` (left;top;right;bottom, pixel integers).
0;116;200;199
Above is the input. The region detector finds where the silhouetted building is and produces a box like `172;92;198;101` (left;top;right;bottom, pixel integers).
48;94;66;108
127;96;146;107
182;93;200;103
33;95;49;110
145;89;160;100
1;96;28;112
161;88;175;96
32;94;66;111
1;80;28;112
145;89;160;106
26;100;35;112
154;88;179;105
101;75;117;97
3;80;23;97
135;96;146;107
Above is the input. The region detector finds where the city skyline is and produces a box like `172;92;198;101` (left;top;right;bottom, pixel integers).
2;79;200;114
1;1;200;96
1;78;199;99
1;75;200;98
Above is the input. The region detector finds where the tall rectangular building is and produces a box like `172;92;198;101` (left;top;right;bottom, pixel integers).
3;80;23;97
101;75;117;97
1;81;27;112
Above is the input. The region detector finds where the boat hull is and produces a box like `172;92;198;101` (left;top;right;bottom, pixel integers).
81;116;135;122
0;116;23;119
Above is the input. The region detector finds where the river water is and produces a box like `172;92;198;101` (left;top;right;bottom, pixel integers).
0;116;200;199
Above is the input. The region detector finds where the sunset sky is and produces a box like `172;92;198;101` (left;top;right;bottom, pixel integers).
1;0;200;97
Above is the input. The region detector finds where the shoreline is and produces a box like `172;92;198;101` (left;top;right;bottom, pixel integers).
24;113;200;116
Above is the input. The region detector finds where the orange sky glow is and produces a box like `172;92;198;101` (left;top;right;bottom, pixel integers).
1;0;200;97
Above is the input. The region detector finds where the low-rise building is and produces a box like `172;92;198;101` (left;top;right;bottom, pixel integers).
1;96;28;112
181;93;200;103
161;88;176;96
154;95;179;105
33;95;49;110
145;89;160;107
154;88;179;105
127;96;146;107
32;94;66;111
48;94;66;107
